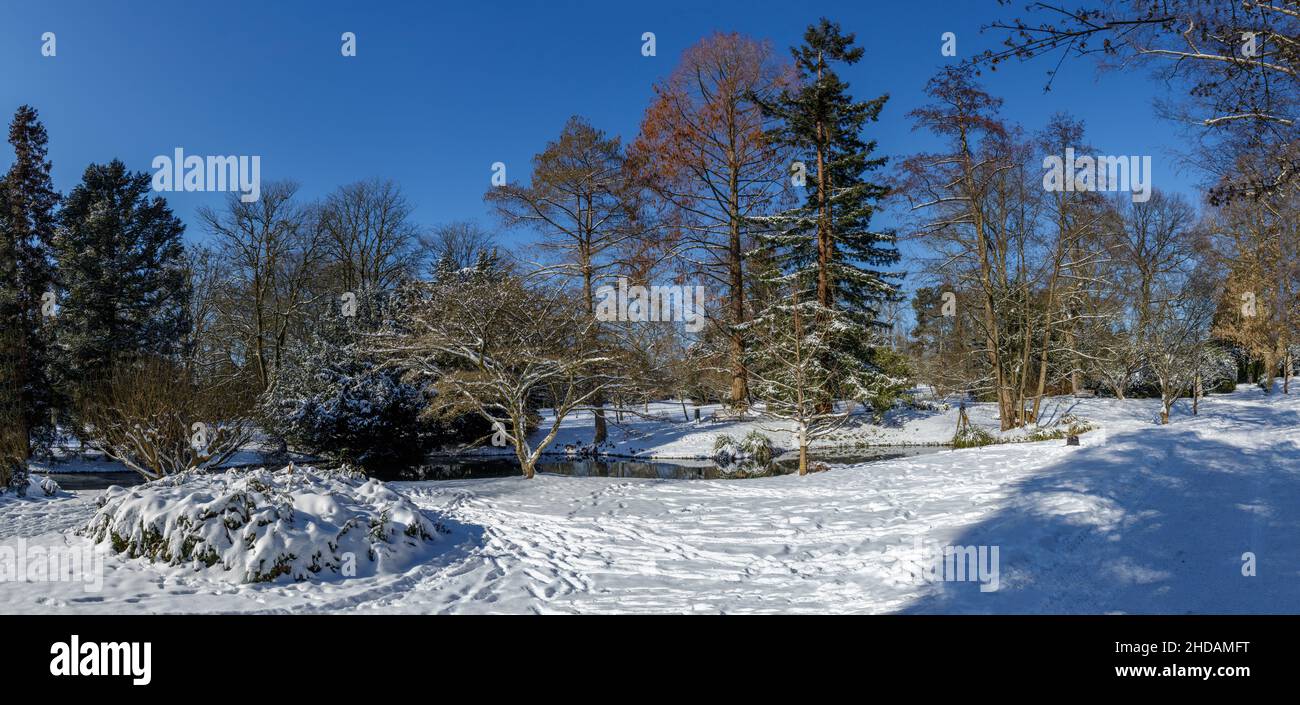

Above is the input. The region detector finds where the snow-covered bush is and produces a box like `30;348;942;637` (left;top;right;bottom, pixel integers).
80;466;446;583
30;475;60;496
712;431;780;476
712;434;739;463
713;431;775;463
0;471;59;499
740;430;774;464
1023;415;1097;443
266;349;441;471
952;424;996;449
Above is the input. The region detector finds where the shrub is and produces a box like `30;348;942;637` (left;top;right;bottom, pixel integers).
712;434;738;462
75;357;254;480
740;430;774;464
81;466;445;583
952;425;996;449
264;289;490;472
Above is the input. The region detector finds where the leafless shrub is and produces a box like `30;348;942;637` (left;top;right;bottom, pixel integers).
75;357;255;480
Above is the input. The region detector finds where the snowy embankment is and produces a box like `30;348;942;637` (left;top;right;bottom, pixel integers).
460;394;1058;459
2;386;1297;614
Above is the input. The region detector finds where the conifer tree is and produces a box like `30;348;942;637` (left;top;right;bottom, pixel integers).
0;105;60;459
750;19;903;409
55;159;191;388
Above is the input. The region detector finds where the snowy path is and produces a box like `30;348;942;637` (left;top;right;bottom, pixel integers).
2;388;1298;613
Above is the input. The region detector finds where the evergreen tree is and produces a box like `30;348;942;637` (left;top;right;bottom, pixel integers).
0;105;60;459
262;287;491;472
55;159;191;388
750;19;903;406
430;251;460;282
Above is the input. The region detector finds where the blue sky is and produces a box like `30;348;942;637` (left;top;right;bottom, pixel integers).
1;0;1205;256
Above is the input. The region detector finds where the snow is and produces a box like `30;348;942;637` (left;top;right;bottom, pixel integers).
2;385;1297;613
462;396;1005;459
79;466;449;583
0;475;62;502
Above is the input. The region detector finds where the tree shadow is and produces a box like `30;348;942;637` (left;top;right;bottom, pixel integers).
898;403;1300;614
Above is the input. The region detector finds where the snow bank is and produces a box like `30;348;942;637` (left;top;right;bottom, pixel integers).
80;465;446;583
0;474;61;500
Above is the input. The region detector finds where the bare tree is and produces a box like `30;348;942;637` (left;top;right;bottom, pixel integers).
421;220;499;274
1145;273;1218;424
979;1;1299;201
1030;114;1109;413
198;181;325;392
630;32;792;410
901;67;1043;429
319;178;420;292
485;116;640;444
383;274;622;479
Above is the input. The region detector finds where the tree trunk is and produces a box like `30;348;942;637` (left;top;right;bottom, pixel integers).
592;406;608;445
517;442;536;479
1193;372;1201;416
1285;351;1292;394
727;228;748;410
581;252;608;445
798;442;808;477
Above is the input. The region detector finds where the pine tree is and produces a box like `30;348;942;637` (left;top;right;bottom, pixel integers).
750;19;903;408
0;105;60;459
55;159;191;388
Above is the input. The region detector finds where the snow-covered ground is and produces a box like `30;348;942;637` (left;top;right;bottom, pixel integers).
2;385;1297;613
463;392;1059;459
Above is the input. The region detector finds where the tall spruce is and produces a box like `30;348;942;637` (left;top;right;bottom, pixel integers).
750;19;902;405
0;105;60;459
55;159;191;387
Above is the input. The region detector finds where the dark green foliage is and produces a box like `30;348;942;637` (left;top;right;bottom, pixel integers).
747;18;905;410
55;159;191;386
0;106;60;457
263;287;490;472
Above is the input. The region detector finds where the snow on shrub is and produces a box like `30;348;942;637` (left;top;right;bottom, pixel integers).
0;474;60;499
80;465;446;583
740;430;775;464
712;434;740;463
713;431;776;464
952;424;997;449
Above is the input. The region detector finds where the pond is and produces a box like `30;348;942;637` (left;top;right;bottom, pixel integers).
37;446;948;490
